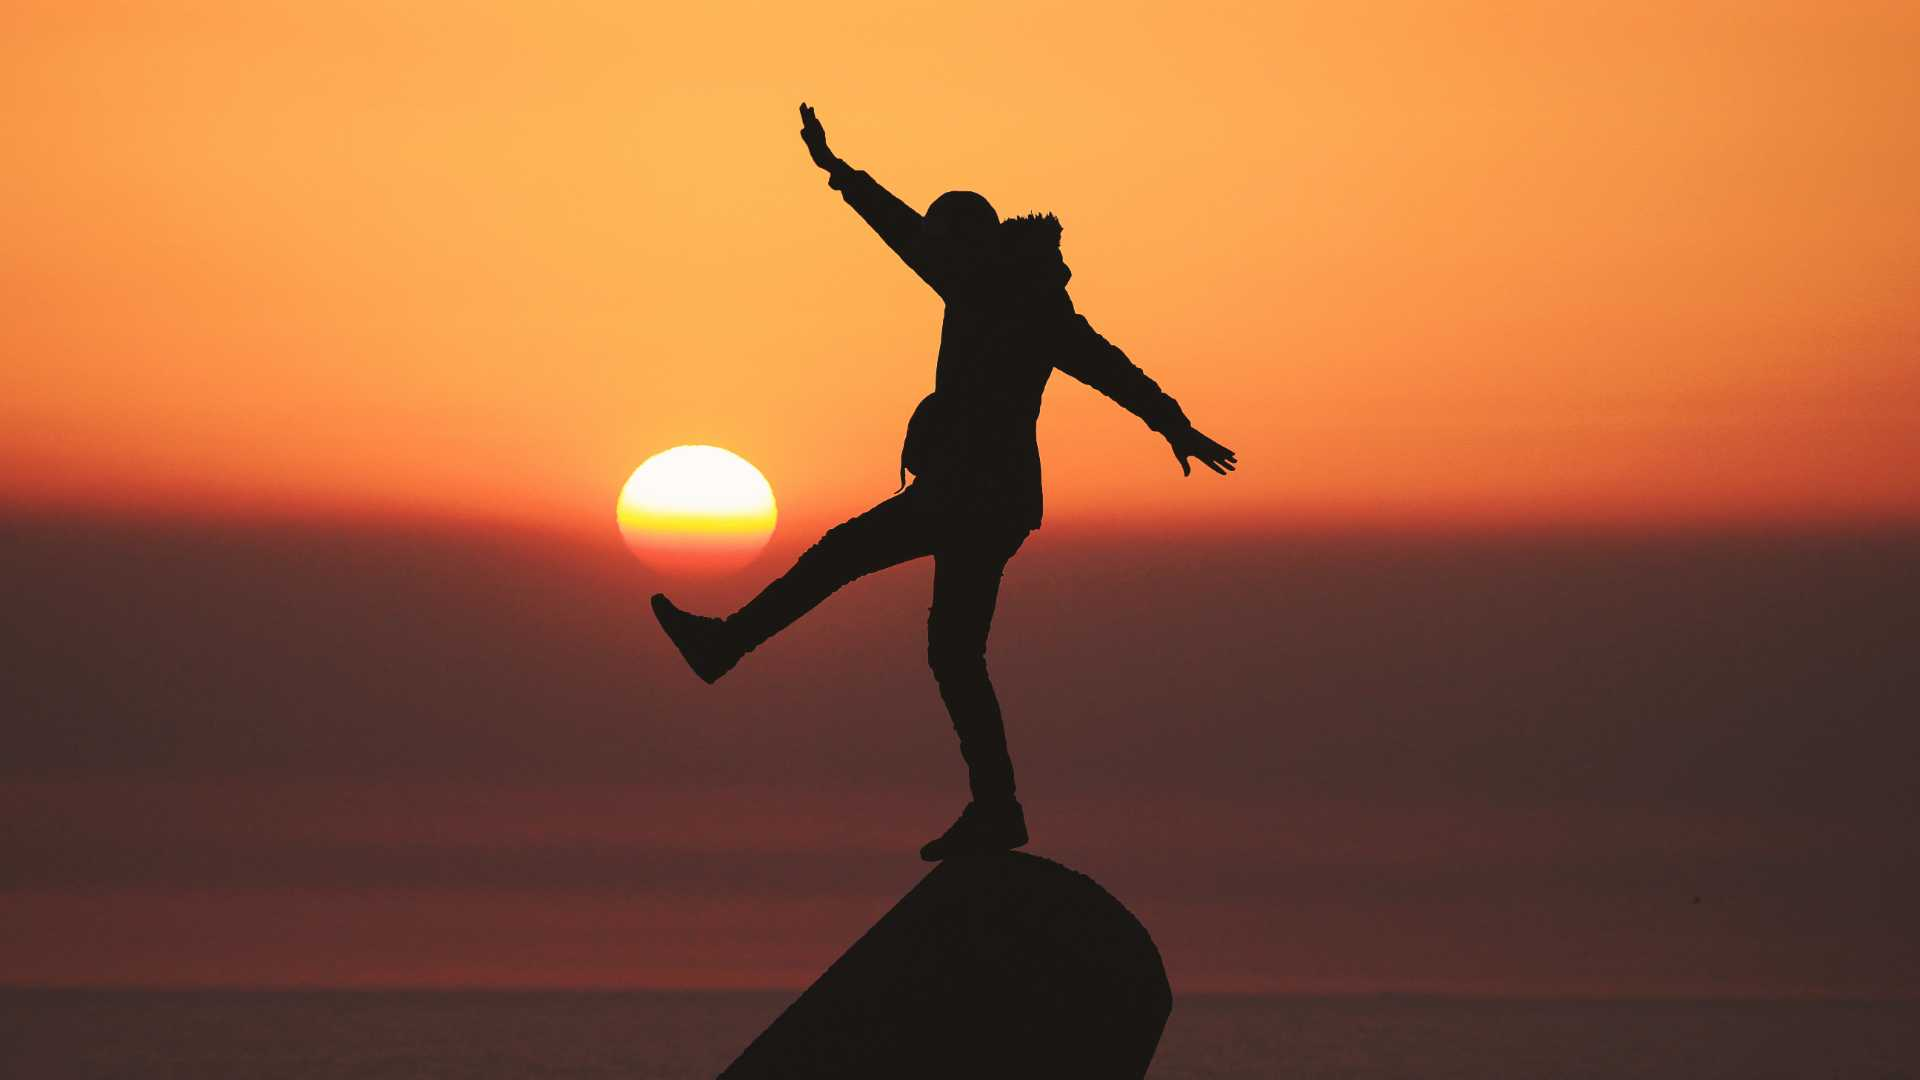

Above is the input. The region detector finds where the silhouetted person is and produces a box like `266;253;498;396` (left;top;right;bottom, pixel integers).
654;103;1236;861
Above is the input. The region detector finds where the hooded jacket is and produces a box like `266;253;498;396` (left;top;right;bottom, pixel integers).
830;166;1190;532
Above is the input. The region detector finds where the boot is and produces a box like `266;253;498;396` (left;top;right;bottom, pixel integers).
651;593;742;684
918;798;1028;862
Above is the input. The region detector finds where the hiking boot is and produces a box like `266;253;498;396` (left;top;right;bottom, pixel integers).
651;593;742;684
919;798;1028;861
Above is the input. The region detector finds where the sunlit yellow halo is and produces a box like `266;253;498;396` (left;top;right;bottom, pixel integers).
617;445;777;574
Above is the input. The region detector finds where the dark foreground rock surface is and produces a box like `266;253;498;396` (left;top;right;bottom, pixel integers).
721;851;1172;1079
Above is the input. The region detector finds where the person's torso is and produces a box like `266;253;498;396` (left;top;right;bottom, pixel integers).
898;288;1074;528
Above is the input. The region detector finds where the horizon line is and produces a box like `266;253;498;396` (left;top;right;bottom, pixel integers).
2;982;1912;1005
7;490;1918;546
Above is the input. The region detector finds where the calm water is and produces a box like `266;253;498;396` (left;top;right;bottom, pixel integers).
2;990;1915;1079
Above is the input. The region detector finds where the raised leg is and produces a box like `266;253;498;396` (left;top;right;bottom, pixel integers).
725;489;934;655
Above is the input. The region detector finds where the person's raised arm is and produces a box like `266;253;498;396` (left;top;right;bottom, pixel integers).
799;103;948;297
1053;310;1238;477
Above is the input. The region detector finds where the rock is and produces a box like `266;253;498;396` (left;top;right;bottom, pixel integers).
721;851;1172;1079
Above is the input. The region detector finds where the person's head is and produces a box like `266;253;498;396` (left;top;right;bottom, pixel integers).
923;190;1000;280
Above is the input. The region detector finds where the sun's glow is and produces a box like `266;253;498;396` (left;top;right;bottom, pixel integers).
618;445;777;573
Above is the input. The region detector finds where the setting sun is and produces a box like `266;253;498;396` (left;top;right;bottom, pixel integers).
618;445;777;574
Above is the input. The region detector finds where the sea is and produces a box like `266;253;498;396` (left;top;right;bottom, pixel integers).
2;990;1915;1079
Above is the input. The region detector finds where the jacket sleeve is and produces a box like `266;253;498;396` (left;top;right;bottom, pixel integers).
828;166;949;299
1053;310;1191;436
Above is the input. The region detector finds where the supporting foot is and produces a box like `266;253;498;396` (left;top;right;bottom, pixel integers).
919;798;1028;862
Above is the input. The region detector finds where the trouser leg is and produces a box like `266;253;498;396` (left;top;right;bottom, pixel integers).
926;527;1029;802
725;490;931;654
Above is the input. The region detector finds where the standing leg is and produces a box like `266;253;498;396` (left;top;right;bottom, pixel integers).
926;528;1027;799
918;524;1032;860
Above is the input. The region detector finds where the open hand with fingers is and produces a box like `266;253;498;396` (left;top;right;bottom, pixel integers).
799;102;841;173
1168;425;1237;476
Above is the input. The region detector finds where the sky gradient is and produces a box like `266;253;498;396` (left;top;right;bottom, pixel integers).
4;1;1917;533
3;2;1917;996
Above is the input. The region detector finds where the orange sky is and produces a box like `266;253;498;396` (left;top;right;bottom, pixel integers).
4;1;1917;539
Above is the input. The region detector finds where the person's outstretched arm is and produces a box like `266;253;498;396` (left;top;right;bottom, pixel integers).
798;103;949;297
1055;310;1238;476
